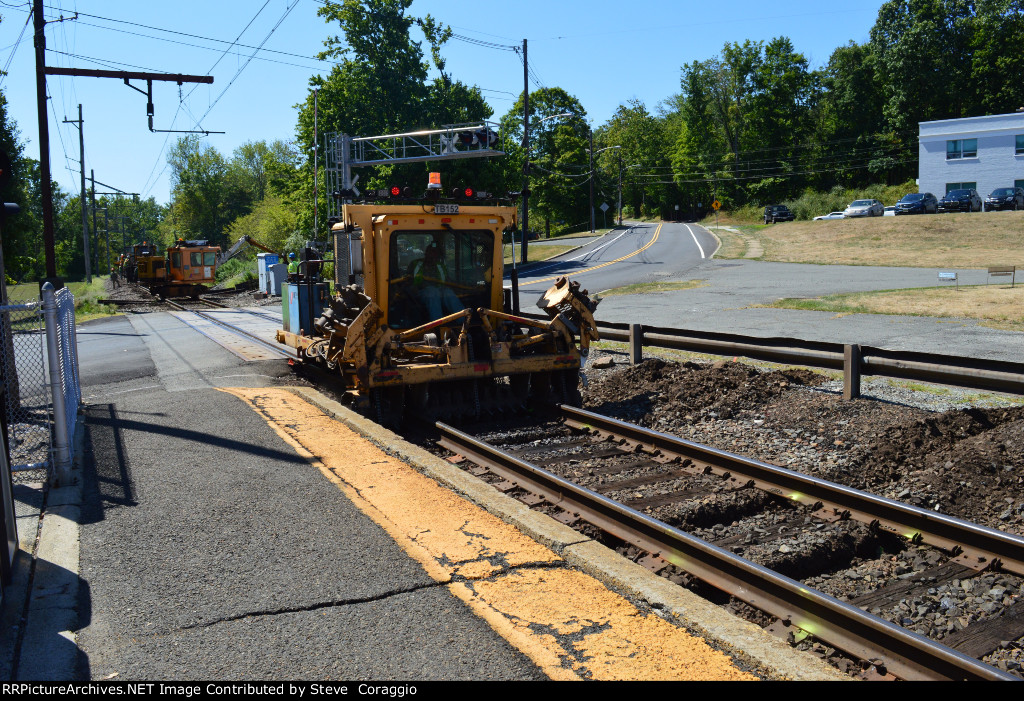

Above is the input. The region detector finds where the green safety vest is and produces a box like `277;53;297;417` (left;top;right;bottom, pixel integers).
288;260;299;274
411;259;450;286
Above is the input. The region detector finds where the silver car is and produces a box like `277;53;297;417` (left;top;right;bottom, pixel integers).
813;211;846;220
843;199;884;217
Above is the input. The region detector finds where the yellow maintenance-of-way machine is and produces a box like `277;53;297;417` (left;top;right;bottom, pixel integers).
276;189;600;425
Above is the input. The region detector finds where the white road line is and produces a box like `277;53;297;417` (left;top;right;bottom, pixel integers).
505;225;638;287
683;224;706;259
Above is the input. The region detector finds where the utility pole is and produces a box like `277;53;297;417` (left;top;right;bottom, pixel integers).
102;208;109;274
32;0;57;281
313;88;319;241
35;0;213;284
520;38;529;267
589;127;595;233
90;170;98;272
63;104;90;283
617;150;623;227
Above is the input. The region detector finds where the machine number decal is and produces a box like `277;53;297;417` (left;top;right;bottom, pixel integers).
435;204;459;214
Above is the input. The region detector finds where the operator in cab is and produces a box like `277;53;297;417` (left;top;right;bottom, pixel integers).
411;244;463;320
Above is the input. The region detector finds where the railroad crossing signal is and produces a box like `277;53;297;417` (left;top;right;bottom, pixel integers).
712;199;721;211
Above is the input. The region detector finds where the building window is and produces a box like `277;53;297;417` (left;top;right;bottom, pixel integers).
946;138;978;159
1017;135;1024;155
946;182;977;192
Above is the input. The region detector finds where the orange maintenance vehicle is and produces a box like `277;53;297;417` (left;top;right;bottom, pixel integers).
276;174;599;424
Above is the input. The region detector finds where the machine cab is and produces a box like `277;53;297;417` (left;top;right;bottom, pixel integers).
337;205;515;332
166;240;221;285
385;227;496;329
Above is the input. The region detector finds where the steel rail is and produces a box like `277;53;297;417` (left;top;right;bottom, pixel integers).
560;406;1024;577
165;301;294;359
436;421;1018;681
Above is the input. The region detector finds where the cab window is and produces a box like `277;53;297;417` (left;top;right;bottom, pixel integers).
386;230;493;329
190;252;203;266
171;252;181;269
203;252;216;266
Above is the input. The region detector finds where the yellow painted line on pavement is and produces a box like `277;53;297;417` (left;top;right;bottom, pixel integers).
221;387;758;681
525;223;663;286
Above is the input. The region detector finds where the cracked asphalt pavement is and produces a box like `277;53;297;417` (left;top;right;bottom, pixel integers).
73;315;544;680
71;315;758;681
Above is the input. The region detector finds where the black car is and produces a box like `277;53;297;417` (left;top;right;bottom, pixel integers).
983;187;1024;211
894;192;938;215
937;189;982;213
764;205;795;224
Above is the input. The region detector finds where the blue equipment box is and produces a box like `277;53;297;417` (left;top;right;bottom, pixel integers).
283;282;330;335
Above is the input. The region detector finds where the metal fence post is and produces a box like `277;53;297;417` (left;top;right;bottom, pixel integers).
630;323;644;365
844;344;862;400
42;283;70;486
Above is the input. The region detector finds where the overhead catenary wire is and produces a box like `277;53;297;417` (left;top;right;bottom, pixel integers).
0;8;32;87
186;0;300;132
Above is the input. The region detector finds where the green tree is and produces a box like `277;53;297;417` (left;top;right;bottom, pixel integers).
166;136;231;244
970;0;1024;115
870;0;976;133
501;88;590;233
294;0;493;239
598;99;672;218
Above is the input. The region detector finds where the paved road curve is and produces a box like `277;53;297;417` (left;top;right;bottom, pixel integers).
512;222;717;308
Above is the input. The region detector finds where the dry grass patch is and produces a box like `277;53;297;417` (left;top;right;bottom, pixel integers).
713;211;1024;268
597;280;705;296
767;284;1024;330
502;244;576;265
704;227;749;259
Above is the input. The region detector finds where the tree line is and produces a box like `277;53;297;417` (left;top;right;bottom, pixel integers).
2;0;1023;282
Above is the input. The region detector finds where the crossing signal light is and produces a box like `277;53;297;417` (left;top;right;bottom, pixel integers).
390;185;401;197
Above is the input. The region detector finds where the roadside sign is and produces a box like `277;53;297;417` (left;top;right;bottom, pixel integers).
599;202;610;212
712;200;721;211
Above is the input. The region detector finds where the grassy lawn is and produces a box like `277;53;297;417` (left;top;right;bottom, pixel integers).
705;211;1024;268
6;278;117;323
596;280;705;297
502;244;578;265
765;283;1024;331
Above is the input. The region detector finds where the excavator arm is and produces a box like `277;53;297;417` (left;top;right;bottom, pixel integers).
217;234;278;265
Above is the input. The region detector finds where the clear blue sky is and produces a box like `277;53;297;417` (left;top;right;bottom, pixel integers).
0;0;885;205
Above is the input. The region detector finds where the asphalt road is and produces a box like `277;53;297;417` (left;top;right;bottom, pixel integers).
511;223;1024;364
512;221;716;308
72;314;544;680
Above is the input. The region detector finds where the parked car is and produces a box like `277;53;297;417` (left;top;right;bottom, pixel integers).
938;188;982;213
763;204;795;224
894;192;938;215
813;211;845;220
884;206;896;216
843;199;884;217
984;187;1024;211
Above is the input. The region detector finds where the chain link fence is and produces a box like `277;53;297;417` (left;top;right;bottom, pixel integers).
0;284;81;485
0;299;50;475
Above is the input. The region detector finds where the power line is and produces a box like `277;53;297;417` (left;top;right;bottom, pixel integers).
187;0;300;132
0;9;32;86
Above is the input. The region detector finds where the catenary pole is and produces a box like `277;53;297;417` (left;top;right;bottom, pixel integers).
63;105;91;283
33;0;57;280
520;38;529;267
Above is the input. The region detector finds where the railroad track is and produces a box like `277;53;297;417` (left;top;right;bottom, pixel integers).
434;406;1024;681
163;298;294;359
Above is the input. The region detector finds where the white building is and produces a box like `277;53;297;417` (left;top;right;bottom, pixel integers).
918;110;1024;197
